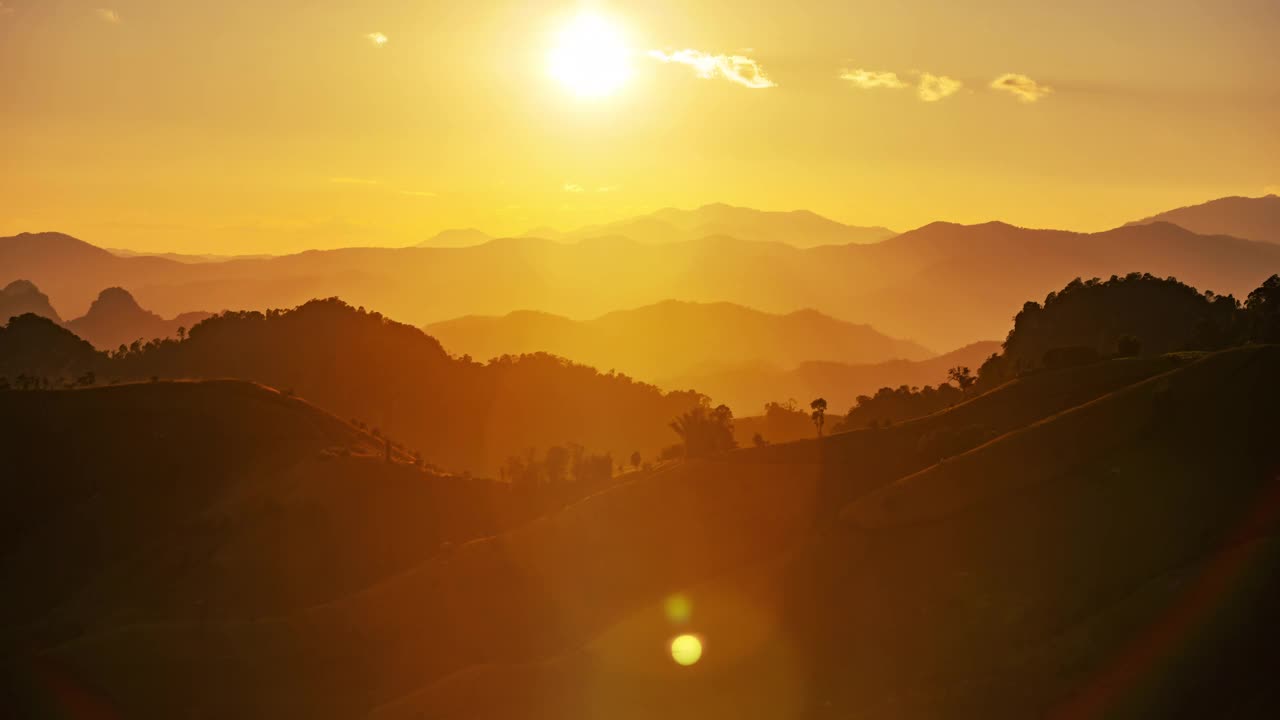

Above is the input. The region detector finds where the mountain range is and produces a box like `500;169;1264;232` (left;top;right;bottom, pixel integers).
425;300;933;388
65;287;212;350
526;202;897;247
681;340;1001;414
4;196;1278;351
2;280;209;351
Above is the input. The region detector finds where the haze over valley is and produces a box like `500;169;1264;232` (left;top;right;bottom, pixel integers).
4;1;1279;717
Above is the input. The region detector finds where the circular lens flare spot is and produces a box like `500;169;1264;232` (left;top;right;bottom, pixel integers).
665;594;692;624
670;634;703;666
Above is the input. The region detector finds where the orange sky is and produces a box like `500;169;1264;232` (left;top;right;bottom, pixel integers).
2;0;1278;253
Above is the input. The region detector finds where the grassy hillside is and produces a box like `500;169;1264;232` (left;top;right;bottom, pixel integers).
368;346;1280;720
0;381;628;657
4;347;1278;718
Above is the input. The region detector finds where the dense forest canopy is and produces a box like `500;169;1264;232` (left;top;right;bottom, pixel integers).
979;273;1279;386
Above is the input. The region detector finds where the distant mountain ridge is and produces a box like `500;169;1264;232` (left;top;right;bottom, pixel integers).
5;201;1280;349
1125;194;1280;244
2;278;209;350
530;202;897;247
677;340;1001;414
425;300;932;385
107;248;276;263
414;228;493;248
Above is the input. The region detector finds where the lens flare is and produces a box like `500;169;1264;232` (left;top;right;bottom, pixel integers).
665;593;692;624
670;634;703;666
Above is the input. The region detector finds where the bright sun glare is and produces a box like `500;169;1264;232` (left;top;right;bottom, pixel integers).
548;13;632;98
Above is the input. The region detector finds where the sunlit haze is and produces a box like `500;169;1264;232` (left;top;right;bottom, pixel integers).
2;0;1277;253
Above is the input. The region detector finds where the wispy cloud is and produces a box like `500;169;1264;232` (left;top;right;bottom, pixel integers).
990;73;1052;103
648;49;776;89
917;73;962;102
95;8;121;24
329;177;381;185
398;190;436;198
840;68;906;90
366;32;388;48
563;183;585;193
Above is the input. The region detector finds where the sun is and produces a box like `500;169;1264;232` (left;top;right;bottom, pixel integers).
548;13;633;98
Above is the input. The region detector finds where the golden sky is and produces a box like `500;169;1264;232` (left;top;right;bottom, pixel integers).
2;0;1278;253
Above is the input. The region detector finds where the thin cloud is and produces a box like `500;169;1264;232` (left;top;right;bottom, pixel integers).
95;8;121;23
398;190;436;198
917;73;962;102
595;186;620;193
648;49;776;89
329;177;381;185
0;2;14;17
563;183;585;193
990;73;1053;103
366;32;388;48
840;68;906;90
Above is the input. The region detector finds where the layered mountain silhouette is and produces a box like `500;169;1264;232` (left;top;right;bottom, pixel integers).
64;286;212;350
684;340;1000;415
1126;194;1280;244
425;300;932;387
0;280;61;324
536;202;897;247
6;211;1277;350
0;301;705;475
5;342;1279;719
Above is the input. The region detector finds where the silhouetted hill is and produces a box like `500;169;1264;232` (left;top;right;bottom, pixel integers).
0;381;614;659
7;219;1278;349
0;301;703;474
1126;194;1280;244
64;287;212;350
0;313;98;379
0;280;61;324
547;202;896;247
426;300;932;384
5;346;1279;718
978;273;1251;384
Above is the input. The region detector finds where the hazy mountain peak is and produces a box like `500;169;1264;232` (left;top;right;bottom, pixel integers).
88;286;147;314
64;286;211;350
0;278;62;324
3;279;41;295
1125;194;1280;244
416;228;493;248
